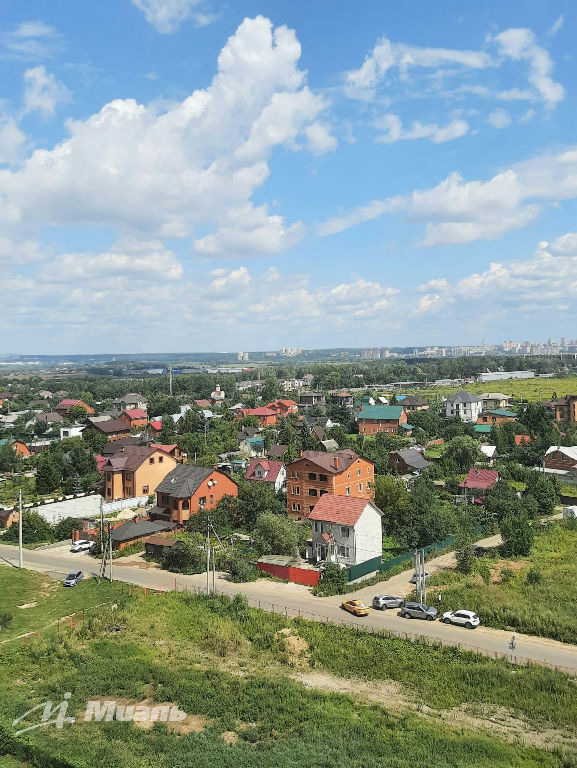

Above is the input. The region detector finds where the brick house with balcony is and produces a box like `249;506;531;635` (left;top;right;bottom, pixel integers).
356;405;408;435
286;449;374;520
119;409;148;430
102;445;178;501
152;465;238;525
476;409;516;426
550;395;577;423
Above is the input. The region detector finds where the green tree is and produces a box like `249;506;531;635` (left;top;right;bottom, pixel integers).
0;442;20;472
500;512;534;557
178;408;200;435
160;417;177;444
35;453;61;494
3;511;53;544
161;533;206;573
524;473;558;516
82;427;107;454
454;519;475;574
374;475;410;518
68;405;89;422
235;480;285;528
445;435;481;472
53;516;84;541
253;512;307;556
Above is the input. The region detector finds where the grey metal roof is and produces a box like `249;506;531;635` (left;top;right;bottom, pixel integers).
446;391;482;404
110;519;176;543
395;448;429;469
155;464;214;498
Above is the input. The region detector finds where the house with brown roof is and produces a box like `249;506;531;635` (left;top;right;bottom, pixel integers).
398;394;429;412
286;450;374;520
234;407;278;428
307;494;383;569
102;445;178;501
152;464;238;525
245;458;286;493
54;399;95;417
87;418;132;442
550;395;577;423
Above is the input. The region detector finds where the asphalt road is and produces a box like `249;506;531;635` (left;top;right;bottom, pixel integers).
2;540;577;675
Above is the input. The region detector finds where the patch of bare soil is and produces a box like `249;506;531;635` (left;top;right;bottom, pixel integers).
292;670;577;753
78;698;210;735
222;731;239;744
491;560;525;584
17;602;37;609
275;628;310;668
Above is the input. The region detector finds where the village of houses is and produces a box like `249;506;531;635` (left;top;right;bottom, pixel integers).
0;375;575;601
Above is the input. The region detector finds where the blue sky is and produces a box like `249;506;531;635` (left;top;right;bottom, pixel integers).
1;0;576;353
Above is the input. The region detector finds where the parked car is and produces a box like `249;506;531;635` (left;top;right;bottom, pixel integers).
63;571;84;587
409;572;430;584
401;602;437;621
372;594;404;610
70;540;92;553
341;599;370;617
441;609;480;629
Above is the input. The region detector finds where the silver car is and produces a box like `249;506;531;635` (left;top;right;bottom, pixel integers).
401;602;437;621
372;594;404;610
63;571;83;587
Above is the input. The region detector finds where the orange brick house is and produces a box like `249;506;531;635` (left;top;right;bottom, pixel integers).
356;405;408;435
102;445;178;501
120;409;149;429
550;395;577;423
54;399;95;417
286;450;374;520
235;407;278;428
0;439;31;458
87;418;132;442
152;465;238;525
476;409;516;426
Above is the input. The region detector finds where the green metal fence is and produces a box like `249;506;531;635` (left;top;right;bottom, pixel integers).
347;555;382;582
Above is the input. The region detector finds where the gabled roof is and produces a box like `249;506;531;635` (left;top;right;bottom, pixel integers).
474;424;492;433
480;445;497;459
399;394;428;406
123;408;148;419
149;443;178;454
149;420;162;430
155;465;234;498
293;449;370;474
268;444;288;458
91;418;131;434
447;391;482;404
309;494;382;526
481;392;512;400
515;434;531;445
459;468;499;490
241;407;277;417
111;519;176;543
486;409;516;418
245;458;284;483
357;405;404;420
101;445;159;472
545;445;577;461
391;448;429;469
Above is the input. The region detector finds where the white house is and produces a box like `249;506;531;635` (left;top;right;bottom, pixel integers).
244;458;286;493
445;391;482;422
60;425;85;440
306;494;383;568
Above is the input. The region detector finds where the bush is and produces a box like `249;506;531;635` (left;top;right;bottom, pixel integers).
476;561;492;585
226;553;258;583
3;511;53;544
500;567;515;584
0;612;13;630
526;568;542;585
312;563;348;596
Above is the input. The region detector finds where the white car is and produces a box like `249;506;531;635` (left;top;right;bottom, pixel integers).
70;540;92;553
441;609;480;629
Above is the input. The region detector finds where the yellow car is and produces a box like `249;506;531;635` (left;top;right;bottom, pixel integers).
341;599;370;617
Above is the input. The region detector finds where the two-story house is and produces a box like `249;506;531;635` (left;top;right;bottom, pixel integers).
476;409;516;425
286;450;374;520
119;409;149;430
110;393;148;415
398;394;429;412
102;445;178;501
266;399;299;417
445;391;482;422
550;395;577;423
480;393;513;411
307;494;383;569
543;445;577;475
356;405;408;435
54;399;95;417
244;458;286;493
152;465;238;525
234;407;278;428
86;418;132;442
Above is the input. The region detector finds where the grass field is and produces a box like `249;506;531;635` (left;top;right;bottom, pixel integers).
373;375;577;403
1;567;577;767
427;521;577;643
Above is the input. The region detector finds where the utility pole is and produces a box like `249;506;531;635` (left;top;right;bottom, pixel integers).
168;365;173;396
108;522;113;582
18;488;23;569
99;495;104;552
421;549;427;605
212;546;216;594
206;516;211;594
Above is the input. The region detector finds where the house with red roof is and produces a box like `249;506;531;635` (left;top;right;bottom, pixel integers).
307;494;383;569
515;434;531;446
119;408;148;429
234;407;278;428
459;468;499;503
244;458;286;493
149;443;186;463
54;399;95;417
266;399;298;417
148;420;163;436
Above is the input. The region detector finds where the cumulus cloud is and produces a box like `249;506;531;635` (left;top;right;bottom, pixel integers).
319;145;577;246
486;108;511;129
23;66;71;117
0;117;26;165
131;0;216;33
0;16;331;257
375;113;469;144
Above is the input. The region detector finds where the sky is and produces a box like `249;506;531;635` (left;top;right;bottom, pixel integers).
0;0;576;354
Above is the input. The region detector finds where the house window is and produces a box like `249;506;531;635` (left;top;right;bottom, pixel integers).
162;495;169;504
319;474;328;482
346;487;351;496
319;489;327;496
347;472;350;479
159;456;163;463
149;457;154;464
358;483;363;492
292;486;300;495
142;485;149;494
309;506;314;512
367;482;371;490
340;526;349;538
367;467;371;474
337;545;350;558
199;496;206;507
292;502;301;512
308;488;317;496
314;521;321;533
357;469;361;476
210;495;214;504
308;472;317;480
183;500;189;510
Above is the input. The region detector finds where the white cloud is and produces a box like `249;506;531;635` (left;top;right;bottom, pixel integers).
0;17;328;258
23;66;71;117
548;14;564;37
319;145;577;246
2;20;61;60
305;122;338;154
542;232;577;255
0;116;25;165
486;108;511;129
375;114;469;144
131;0;216;33
493;28;564;109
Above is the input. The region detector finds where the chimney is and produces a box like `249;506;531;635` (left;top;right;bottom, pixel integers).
333;456;339;470
359;404;364;411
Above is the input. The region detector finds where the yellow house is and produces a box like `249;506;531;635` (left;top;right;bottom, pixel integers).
102;445;178;501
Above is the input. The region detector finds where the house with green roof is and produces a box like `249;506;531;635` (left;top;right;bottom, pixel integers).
356;404;409;436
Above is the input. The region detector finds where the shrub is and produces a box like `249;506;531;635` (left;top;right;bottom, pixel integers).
476;562;492;585
0;612;13;630
312;563;348;596
226;553;258;583
526;568;542;585
500;567;515;584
